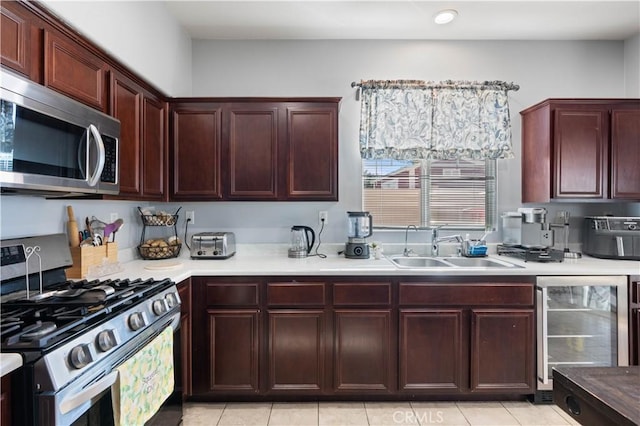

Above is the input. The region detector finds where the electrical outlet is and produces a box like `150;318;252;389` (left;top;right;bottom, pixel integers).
110;213;118;222
186;211;195;225
319;211;328;225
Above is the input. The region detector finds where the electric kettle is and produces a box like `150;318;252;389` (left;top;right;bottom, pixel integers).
288;225;316;258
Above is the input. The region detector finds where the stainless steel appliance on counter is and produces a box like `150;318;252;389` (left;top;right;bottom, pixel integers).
583;216;640;260
190;232;236;259
0;69;120;196
534;276;628;404
0;234;182;425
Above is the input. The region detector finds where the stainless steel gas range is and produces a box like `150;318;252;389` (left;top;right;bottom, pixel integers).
1;234;182;425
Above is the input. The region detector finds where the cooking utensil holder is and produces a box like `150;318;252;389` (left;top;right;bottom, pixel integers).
67;242;118;279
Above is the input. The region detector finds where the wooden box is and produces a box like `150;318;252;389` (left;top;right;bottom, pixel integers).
66;243;118;279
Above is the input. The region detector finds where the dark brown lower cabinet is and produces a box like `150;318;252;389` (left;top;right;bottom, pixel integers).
470;309;535;392
267;310;326;393
399;309;466;393
206;310;260;393
189;276;535;400
334;310;393;393
398;281;535;396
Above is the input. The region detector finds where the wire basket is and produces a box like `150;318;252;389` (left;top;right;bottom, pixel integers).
138;243;182;260
138;207;181;226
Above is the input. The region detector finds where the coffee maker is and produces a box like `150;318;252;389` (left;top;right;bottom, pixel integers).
517;207;554;248
345;211;372;259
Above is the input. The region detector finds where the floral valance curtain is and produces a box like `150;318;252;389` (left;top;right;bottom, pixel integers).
356;80;519;160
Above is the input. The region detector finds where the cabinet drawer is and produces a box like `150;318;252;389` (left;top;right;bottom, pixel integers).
206;282;259;307
333;282;392;306
399;283;533;306
267;282;325;306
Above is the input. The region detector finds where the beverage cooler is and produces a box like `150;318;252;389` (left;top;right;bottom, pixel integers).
534;276;628;403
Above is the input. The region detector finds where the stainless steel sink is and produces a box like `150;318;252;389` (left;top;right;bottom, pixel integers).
388;256;452;268
440;257;519;268
387;255;521;269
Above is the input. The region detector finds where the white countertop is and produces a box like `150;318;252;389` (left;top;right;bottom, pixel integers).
0;353;22;377
98;244;640;284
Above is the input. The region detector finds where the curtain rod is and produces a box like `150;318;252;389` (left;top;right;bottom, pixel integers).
351;79;520;91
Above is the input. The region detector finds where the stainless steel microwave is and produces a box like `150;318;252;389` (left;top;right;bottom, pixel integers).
0;68;119;196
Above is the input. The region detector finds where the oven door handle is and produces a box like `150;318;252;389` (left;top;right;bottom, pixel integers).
59;370;118;415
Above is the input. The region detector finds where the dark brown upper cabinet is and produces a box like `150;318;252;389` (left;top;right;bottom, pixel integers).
226;103;280;200
44;30;108;112
285;103;339;201
521;99;640;202
1;1;36;80
170;98;340;202
170;102;224;201
111;72;167;201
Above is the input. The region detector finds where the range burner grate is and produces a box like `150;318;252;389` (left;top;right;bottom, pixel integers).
497;244;564;262
0;277;174;350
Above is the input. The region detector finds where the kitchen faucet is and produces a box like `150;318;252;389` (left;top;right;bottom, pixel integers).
431;225;463;257
403;225;418;256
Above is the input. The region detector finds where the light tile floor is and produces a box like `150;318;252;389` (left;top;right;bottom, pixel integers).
183;401;580;426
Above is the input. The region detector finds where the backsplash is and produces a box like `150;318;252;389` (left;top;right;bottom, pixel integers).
1;195;638;252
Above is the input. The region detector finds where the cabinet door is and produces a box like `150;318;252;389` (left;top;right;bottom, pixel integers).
267;310;327;393
206;310;260;393
226;104;279;200
111;74;141;196
610;107;640;200
399;309;466;393
553;107;609;199
334;309;393;393
141;95;166;199
1;3;32;78
178;280;192;396
285;104;338;200
171;105;223;200
470;309;534;393
44;30;106;111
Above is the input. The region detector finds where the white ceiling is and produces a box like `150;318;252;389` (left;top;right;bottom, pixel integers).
164;0;640;41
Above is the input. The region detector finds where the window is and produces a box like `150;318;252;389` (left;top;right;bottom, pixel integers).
363;158;496;230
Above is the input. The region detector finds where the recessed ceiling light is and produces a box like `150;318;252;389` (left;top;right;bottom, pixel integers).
434;9;458;25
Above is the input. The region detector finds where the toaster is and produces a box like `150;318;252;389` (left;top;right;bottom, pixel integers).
583;217;640;260
190;232;236;259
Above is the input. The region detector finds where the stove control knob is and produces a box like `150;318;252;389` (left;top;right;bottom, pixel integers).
69;344;93;369
152;299;169;316
128;312;146;331
96;330;117;352
628;224;637;230
165;292;180;309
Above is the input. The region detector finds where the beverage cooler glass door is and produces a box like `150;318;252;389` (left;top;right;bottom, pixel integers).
536;276;628;390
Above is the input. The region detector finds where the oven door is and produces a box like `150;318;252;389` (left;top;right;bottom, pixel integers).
37;312;181;426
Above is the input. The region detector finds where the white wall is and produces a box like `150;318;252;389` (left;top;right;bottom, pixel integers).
624;33;640;97
2;1;639;248
40;0;192;96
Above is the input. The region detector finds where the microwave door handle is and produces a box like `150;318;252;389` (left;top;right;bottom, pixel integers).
87;124;106;187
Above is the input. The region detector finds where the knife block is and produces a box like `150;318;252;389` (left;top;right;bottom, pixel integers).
67;243;118;279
